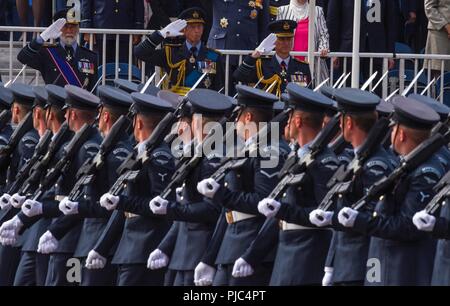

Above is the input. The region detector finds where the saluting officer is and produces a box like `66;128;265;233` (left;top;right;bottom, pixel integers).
194;85;290;286
88;94;176;286
309;88;395;286
338;97;444;286
146;89;233;286
134;8;224;95
35;86;134;286
17;9;98;91
232;84;340;285
233;20;311;97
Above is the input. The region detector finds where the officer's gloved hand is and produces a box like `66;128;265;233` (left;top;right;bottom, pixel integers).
257;198;281;218
22;199;43;217
176;187;183;203
194;262;216;286
197;178;220;199
232;257;254;278
40;18;66;41
147;249;169;270
58;197;79;215
338;207;358;228
159;19;187;38
0;216;23;246
11;193;27;208
37;230;58;254
255;33;277;54
309;209;334;227
0;193;12;210
99;193;120;211
85;250;107;270
322;267;334;286
413;210;436;232
149;196;168;215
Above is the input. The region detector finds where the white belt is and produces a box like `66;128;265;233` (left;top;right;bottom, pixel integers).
279;220;317;231
226;211;257;224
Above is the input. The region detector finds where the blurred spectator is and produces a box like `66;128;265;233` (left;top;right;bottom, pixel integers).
316;0;328;17
278;0;330;83
327;0;398;87
0;0;8;40
16;0;46;27
81;0;144;64
399;0;428;53
146;0;181;30
208;0;270;94
424;0;450;73
269;0;290;21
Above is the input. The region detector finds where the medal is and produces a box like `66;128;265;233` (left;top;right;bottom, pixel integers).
220;17;228;29
66;54;72;61
248;1;256;8
250;9;258;19
204;77;212;89
189;56;196;64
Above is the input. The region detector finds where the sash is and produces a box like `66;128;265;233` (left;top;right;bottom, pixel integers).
46;48;82;87
184;50;219;88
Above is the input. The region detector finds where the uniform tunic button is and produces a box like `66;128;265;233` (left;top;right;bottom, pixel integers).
237;21;240;25
236;34;240;37
115;9;118;13
238;9;242;12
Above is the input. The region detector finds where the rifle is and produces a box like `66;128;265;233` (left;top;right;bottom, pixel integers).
422;171;450;217
29;123;93;201
159;111;239;200
329;134;348;156
206;107;293;188
17;122;71;196
317;117;391;212
106;98;188;199
0;112;33;171
6;129;52;195
67;114;132;202
0;110;11;132
351;132;447;212
266;114;340;202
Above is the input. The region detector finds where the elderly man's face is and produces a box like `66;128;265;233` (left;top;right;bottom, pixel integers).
60;23;79;45
184;23;204;45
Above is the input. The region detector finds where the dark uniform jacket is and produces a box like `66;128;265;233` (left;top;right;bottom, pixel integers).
233;55;311;97
17;40;98;92
135;31;224;95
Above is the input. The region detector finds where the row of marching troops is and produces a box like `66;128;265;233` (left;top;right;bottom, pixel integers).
2;70;450;286
0;8;449;287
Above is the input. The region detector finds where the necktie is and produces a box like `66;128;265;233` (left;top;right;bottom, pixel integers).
65;45;74;61
280;60;287;71
189;46;197;64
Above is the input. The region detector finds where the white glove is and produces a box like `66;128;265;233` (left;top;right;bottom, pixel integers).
147;249;169;270
159;19;187;38
255;33;277;54
197;178;220;199
21;199;43;217
176;187;183;202
11;193;27;208
413;210;436;232
85;250;107;270
257;198;281;218
322;267;334;286
232;257;254;278
37;230;58;254
0;193;12;210
58;197;79;215
194;262;216;286
0;216;23;246
149;196;168;215
99;193;120;211
40;18;66;41
309;209;334;227
338;207;359;228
